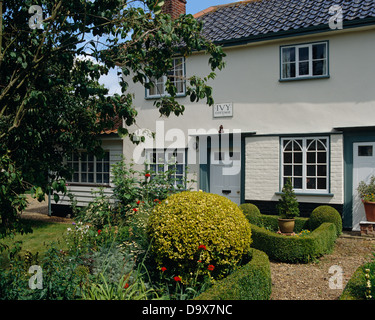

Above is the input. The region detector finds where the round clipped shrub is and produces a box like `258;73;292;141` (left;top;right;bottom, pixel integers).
147;191;252;279
310;205;342;236
239;203;262;226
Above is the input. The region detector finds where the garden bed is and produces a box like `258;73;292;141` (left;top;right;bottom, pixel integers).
340;258;375;300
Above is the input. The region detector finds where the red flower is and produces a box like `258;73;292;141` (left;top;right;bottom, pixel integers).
98;229;102;235
133;208;138;212
173;276;182;282
145;173;151;178
154;199;159;202
136;200;141;205
161;267;167;272
207;265;215;271
124;283;129;289
198;244;207;251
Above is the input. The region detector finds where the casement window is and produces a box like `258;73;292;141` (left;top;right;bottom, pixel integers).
66;152;110;185
280;42;328;80
281;137;329;193
146;57;186;98
145;149;186;187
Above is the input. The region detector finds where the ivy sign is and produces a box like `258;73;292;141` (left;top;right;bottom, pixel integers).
213;102;233;118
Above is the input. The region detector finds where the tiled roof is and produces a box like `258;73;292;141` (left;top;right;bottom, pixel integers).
194;0;375;44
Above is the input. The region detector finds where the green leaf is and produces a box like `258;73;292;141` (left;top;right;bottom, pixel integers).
190;92;196;102
53;193;60;203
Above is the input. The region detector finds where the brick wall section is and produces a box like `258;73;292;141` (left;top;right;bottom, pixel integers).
244;134;344;205
329;134;344;203
161;0;186;19
245;136;280;201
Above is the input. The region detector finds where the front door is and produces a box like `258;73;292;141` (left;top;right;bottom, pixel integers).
210;148;241;205
352;142;375;230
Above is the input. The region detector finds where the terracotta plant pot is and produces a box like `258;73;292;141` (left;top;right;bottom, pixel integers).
278;218;295;234
362;200;375;222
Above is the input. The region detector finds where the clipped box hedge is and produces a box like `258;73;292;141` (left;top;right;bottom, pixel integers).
340;265;367;300
250;222;337;263
195;248;271;300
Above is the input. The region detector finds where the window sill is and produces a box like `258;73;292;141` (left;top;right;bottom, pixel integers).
279;75;330;82
66;183;111;188
145;93;187;100
275;191;334;197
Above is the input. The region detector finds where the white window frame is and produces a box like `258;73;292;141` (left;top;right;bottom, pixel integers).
145;148;186;188
280;41;328;80
146;57;186;98
280;137;329;194
66;151;110;185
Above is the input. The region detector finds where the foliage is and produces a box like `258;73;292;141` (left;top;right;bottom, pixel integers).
357;175;375;202
63;222;95;256
152;254;216;300
0;0;225;237
364;266;375;300
0;153;31;238
340;262;375;300
89;245;134;285
239;203;262;226
80;271;158;300
147;191;252;280
195;249;271;300
277;178;300;219
309;205;342;236
341;248;375;300
111;159;139;213
74;188;115;230
121;203;151;262
0;245;87;300
250;222;337;263
111;157;196;214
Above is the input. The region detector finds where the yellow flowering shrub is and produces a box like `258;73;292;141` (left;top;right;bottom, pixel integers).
147;191;252;279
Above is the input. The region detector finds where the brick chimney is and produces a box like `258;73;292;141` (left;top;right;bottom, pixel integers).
161;0;187;19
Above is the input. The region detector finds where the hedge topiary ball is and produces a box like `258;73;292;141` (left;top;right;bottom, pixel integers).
310;205;342;236
239;203;262;226
147;191;252;279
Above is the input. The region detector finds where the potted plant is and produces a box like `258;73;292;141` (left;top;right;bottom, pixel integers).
277;178;300;234
357;175;375;222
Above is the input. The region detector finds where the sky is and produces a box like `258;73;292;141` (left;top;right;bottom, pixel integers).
101;0;238;95
186;0;238;15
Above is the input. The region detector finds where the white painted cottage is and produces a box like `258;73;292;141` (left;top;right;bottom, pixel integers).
53;0;375;231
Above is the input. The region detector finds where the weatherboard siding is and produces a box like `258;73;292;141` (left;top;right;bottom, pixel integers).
57;139;122;207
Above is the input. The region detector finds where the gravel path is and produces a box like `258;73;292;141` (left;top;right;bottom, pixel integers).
23;197;375;300
270;236;375;300
22;195;73;224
